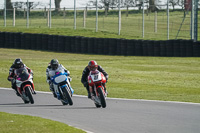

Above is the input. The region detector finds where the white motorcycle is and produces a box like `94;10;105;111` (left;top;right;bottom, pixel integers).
15;68;35;104
49;69;74;105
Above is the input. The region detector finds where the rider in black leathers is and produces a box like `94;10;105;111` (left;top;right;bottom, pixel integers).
81;60;108;98
7;58;33;96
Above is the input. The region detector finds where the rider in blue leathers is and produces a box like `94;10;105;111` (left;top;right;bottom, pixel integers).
46;59;70;98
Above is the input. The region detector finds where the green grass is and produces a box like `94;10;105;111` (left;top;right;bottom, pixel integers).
0;112;85;133
0;48;200;103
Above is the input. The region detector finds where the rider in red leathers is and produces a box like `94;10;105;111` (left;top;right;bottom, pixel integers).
81;60;108;99
7;58;34;96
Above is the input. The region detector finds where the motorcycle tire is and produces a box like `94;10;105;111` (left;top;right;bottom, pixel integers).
23;99;29;104
62;87;73;106
95;103;101;108
97;87;106;108
25;86;34;104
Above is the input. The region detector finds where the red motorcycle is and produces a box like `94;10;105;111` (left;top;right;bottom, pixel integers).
15;67;35;104
88;70;107;108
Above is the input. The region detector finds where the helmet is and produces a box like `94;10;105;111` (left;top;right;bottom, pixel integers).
88;60;98;71
14;58;23;69
50;59;59;70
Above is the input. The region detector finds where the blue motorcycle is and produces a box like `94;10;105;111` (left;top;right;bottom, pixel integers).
51;71;74;105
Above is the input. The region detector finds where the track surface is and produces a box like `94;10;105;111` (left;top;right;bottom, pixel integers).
0;88;200;133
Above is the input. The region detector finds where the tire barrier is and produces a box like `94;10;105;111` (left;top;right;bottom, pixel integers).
185;40;193;57
0;32;5;48
173;40;181;57
193;42;200;57
154;41;160;56
147;40;154;56
0;31;200;57
142;40;148;56
135;40;143;56
103;38;109;55
160;40;166;56
42;34;49;51
14;32;21;49
64;36;72;53
166;40;174;57
180;39;187;57
36;34;42;50
97;38;104;55
87;37;95;54
58;35;65;52
30;33;37;50
48;34;54;51
81;37;88;54
108;38;117;55
121;39;127;56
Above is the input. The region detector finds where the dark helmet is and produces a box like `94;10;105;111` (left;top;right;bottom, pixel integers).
50;59;59;70
88;60;98;71
14;58;24;69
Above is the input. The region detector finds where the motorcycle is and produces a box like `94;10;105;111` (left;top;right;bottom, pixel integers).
88;70;107;108
15;67;35;104
50;70;74;105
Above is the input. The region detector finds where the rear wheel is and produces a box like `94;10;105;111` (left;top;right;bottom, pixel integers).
62;87;73;105
25;86;34;104
97;87;106;108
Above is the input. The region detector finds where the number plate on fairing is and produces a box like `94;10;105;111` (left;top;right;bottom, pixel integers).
91;72;102;82
54;75;67;84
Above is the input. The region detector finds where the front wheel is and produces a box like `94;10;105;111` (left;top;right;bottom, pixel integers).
97;87;106;108
25;86;34;104
62;87;73;105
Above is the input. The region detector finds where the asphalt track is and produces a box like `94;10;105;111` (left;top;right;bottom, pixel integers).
0;88;200;133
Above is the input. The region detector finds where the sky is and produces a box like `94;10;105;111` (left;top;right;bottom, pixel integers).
0;0;174;9
0;0;91;9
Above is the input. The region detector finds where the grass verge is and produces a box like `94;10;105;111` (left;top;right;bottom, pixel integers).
0;112;85;133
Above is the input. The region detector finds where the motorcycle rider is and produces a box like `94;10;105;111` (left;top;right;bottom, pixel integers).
7;58;34;96
46;59;71;98
81;60;108;99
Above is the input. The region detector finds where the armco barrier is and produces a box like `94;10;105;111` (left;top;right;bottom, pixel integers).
0;32;199;57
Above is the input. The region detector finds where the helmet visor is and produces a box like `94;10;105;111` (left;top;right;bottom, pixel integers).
52;64;58;70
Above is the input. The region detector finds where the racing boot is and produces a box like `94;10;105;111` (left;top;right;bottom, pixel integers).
12;85;20;97
50;85;56;98
88;91;91;99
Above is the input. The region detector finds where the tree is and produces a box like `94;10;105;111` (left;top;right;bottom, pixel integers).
6;0;13;9
55;0;62;11
169;0;179;11
149;0;158;12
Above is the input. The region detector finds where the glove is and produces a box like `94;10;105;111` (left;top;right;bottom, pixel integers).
106;76;108;83
7;76;12;81
48;80;51;85
83;82;88;87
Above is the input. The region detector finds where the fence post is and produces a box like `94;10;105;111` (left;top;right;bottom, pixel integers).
118;0;121;35
154;11;157;33
194;0;198;42
13;8;15;27
142;0;144;38
74;0;76;30
167;0;169;40
47;9;49;27
27;0;29;28
49;0;51;28
24;8;26;19
191;0;194;40
83;8;86;28
95;0;98;32
4;0;6;27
